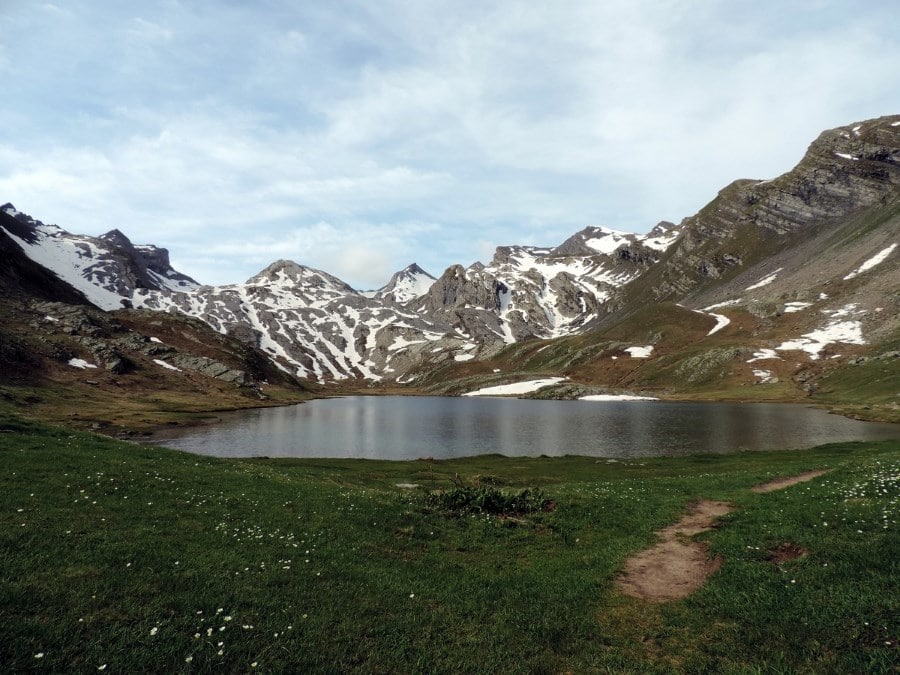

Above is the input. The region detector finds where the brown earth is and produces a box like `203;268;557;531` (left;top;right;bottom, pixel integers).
618;469;831;602
617;500;734;602
751;469;831;493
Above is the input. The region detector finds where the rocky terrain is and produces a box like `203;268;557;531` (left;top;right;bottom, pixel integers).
0;213;311;431
1;115;898;419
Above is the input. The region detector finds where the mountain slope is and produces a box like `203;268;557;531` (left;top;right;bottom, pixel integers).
0;204;198;310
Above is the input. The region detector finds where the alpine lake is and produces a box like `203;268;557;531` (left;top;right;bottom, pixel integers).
151;396;900;460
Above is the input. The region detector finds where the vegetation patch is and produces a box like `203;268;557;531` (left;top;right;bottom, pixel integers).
2;416;897;673
421;484;551;518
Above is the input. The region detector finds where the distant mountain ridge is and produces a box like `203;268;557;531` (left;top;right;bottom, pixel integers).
1;115;898;399
1;206;684;382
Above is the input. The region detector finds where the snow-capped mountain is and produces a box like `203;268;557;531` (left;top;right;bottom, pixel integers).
365;263;436;304
410;223;680;344
130;260;466;382
2;115;898;392
125;224;679;382
0;204;198;310
0;201;681;382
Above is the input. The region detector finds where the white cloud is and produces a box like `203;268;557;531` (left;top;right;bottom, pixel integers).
1;0;899;288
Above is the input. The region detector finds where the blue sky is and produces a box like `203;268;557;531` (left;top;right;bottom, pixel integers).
2;1;899;289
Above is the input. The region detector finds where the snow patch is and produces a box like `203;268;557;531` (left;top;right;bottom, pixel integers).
747;349;781;363
624;345;653;358
1;225;128;310
843;243;897;280
834;152;859;161
685;303;731;334
784;302;812;313
703;299;741;310
639;230;680;252
705;313;730;336
776;320;865;360
752;369;776;384
153;359;182;371
454;354;475;362
149;337;163;343
745;268;782;291
388;336;426;352
585;229;630;254
68;358;97;369
462;377;566;397
826;303;861;318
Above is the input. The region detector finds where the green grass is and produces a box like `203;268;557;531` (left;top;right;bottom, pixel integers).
2;415;897;672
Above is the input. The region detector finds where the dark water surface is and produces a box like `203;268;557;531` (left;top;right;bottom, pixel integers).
151;397;900;460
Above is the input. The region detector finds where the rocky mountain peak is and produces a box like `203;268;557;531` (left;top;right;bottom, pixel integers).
100;228;134;247
372;263;436;304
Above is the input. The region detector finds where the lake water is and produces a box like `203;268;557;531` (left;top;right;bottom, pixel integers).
152;396;900;460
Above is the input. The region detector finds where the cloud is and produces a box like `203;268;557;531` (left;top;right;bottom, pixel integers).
1;1;899;288
190;219;441;288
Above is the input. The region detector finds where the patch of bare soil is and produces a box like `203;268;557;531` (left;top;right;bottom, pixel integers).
751;469;831;493
617;500;733;602
766;542;807;563
618;469;832;602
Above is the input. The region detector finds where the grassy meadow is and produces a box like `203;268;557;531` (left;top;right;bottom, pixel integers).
1;415;898;673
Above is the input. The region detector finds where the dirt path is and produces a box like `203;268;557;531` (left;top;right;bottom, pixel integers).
751;469;831;493
617;469;831;602
617;500;733;602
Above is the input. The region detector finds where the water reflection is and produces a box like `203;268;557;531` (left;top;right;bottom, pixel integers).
153;397;900;460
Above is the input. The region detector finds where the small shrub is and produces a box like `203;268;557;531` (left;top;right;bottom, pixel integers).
423;485;550;517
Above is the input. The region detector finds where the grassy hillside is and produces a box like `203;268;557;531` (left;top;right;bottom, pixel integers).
2;416;897;672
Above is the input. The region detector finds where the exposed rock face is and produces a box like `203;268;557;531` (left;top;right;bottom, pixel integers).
646;116;900;301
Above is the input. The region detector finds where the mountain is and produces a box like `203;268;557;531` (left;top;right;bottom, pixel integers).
366;263;436;304
1;114;898;419
0;204;198;310
121;221;685;382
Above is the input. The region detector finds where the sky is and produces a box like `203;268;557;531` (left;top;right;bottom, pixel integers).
1;1;899;290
